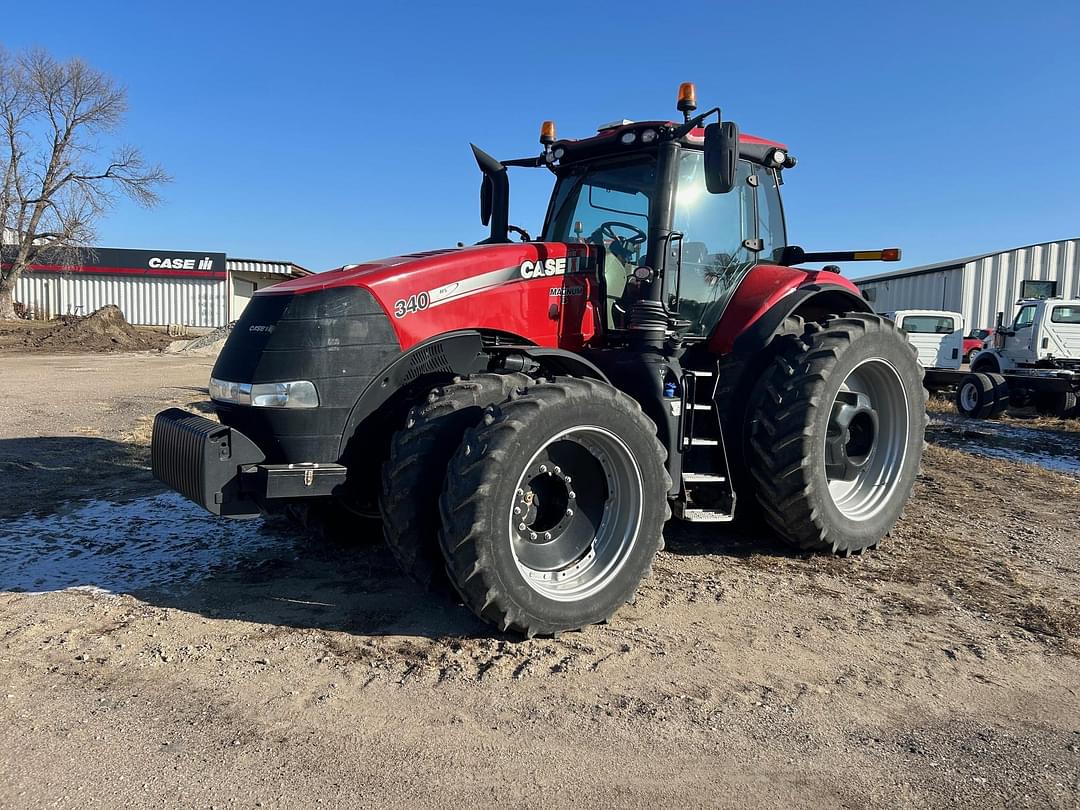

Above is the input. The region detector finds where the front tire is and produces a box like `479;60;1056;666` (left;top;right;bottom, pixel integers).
380;373;530;589
747;313;927;554
438;378;670;636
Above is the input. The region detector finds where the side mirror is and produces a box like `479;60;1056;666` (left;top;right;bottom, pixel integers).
704;121;740;194
470;143;509;243
776;245;806;266
480;175;493;226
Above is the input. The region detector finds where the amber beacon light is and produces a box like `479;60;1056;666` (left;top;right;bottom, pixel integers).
540;120;557;145
676;82;697;116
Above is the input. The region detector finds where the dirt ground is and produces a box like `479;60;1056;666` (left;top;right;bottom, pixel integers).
1;352;1079;809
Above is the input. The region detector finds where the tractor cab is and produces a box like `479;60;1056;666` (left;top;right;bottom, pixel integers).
475;82;897;352
539;121;789;338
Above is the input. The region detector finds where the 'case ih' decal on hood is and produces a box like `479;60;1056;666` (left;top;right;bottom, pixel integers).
392;256;592;319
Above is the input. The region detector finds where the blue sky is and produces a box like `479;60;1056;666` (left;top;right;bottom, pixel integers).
5;1;1078;276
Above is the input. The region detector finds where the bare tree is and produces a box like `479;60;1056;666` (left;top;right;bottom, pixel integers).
0;47;168;319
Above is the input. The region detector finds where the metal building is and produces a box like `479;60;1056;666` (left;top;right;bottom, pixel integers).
7;246;310;327
854;238;1080;331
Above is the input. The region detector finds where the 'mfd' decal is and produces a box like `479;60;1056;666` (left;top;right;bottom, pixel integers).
519;258;568;279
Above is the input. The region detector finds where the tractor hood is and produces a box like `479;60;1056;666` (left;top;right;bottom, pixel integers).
209;241;601;464
259;242;601;352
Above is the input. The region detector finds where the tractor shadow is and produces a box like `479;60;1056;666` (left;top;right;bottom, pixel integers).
0;435;157;520
0;436;491;638
141;521;501;640
1;434;788;639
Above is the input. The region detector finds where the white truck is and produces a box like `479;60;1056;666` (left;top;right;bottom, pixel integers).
887;309;965;370
920;295;1080;419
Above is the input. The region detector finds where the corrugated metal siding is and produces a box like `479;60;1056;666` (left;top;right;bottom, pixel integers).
857;238;1080;330
858;267;963;315
226;259;300;276
962;240;1080;328
15;272;227;327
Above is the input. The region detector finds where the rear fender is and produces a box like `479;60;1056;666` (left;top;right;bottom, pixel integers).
713;284;872;499
731;284;871;356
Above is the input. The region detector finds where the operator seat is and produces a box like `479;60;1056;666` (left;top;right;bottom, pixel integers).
604;250;631;328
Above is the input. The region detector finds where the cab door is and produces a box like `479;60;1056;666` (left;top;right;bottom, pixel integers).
1003;304;1036;363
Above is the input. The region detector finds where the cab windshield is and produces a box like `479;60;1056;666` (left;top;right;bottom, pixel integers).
544;158;655;328
543;149;785;336
543;157;655;265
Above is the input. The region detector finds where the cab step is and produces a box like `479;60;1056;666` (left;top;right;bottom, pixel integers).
682;472;726;483
673;503;735;522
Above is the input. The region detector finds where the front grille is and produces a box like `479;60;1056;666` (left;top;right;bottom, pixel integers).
210;286;401;464
403;342;451;383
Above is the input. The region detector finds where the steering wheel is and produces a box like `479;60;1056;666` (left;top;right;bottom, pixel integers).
595;221;647;265
507;225;532;243
599;221;647;247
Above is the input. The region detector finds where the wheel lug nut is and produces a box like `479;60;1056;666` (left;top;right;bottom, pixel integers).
514;507;521;515
518;522;526;531
566;508;574;517
539;464;547;473
544;532;552;540
529;532;538;541
568;491;576;499
564;476;572;484
553;466;561;474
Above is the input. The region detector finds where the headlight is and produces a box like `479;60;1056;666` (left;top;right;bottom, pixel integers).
250;381;319;408
209;377;241;403
620;131;637;145
209;377;319;408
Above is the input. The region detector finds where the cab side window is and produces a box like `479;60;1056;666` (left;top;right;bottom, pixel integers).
1013;305;1036;329
754;166;787;262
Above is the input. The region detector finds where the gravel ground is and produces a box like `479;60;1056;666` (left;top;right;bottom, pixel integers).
1;351;1078;809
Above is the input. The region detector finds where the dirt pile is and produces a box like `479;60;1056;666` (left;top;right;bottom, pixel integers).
11;305;174;353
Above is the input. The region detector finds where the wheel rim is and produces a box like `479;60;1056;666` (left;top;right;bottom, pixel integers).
507;425;643;602
960;381;979;413
824;358;910;522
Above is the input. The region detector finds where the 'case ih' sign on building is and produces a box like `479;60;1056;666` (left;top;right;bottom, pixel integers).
1;246;227;279
6;245;309;327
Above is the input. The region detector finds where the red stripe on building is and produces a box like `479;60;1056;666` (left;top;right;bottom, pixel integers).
1;263;227;280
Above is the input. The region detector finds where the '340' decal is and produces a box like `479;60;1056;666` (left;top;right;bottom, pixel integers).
392;292;430;318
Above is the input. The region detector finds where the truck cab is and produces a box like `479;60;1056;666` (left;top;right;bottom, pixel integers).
998;298;1080;368
888;309;965;370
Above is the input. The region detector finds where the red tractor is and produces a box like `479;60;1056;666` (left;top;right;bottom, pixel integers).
152;84;926;637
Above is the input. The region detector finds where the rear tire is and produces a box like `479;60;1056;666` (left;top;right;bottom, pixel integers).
955;372;1007;418
438;378;670;636
1034;390;1079;418
747;313;927;555
985;373;1009;417
380;373;529;589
